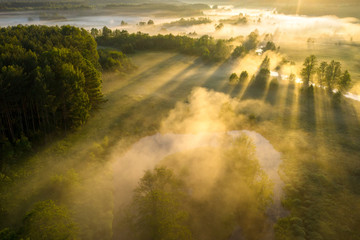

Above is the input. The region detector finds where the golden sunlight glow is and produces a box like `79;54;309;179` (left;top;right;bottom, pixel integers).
296;0;302;15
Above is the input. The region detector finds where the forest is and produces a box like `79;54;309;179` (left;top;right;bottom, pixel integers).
1;1;360;239
0;25;136;167
94;27;278;63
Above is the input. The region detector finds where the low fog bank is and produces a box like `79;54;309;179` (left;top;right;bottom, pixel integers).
2;4;359;44
111;87;287;239
113;130;283;208
1;1;359;91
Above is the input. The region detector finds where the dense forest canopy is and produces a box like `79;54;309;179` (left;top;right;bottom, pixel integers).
0;25;103;159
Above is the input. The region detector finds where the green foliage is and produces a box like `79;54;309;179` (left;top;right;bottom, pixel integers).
14;135;32;157
96;30;231;61
210;39;232;61
231;45;246;58
215;23;224;31
239;71;249;81
163;17;212;27
157;135;273;239
21;200;77;240
338;70;351;93
229;73;238;84
98;49;136;73
0;228;17;240
125;167;192;240
317;61;328;86
275;217;306;240
219;16;248;25
87;135;110;162
316;60;352;95
262;41;277;52
0;25;103;156
260;56;270;70
300;55;317;87
51;169;79;192
243;31;259;52
324;60;342;91
102;26;112;38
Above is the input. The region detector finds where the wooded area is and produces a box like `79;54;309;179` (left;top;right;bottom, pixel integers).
0;25;103;163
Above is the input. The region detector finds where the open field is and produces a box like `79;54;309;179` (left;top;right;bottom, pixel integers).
2;51;359;239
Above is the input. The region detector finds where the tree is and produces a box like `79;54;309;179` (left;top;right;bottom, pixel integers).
317;60;351;95
211;40;231;61
337;70;351;93
243;31;259;52
0;26;103;159
239;71;249;81
300;55;317;87
215;23;224;31
317;61;328;87
229;73;238;84
260;56;270;70
21;200;77;240
325;60;341;92
262;41;276;52
0;228;17;240
90;28;99;38
126;167;191;240
231;45;245;58
148;20;154;25
102;26;112;38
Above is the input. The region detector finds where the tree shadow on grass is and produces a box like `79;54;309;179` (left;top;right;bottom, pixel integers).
264;78;280;105
281;81;296;129
297;86;316;133
241;69;270;101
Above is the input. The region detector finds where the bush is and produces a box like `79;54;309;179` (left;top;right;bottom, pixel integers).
98;49;136;72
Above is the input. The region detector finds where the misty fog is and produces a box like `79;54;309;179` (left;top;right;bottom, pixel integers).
1;1;360;240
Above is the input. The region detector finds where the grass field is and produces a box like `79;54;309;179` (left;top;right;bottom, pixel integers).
2;51;360;239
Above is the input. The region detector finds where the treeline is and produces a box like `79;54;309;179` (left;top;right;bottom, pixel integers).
300;55;351;97
163;17;212;27
232;32;279;58
228;54;352;100
0;25;103;162
220;15;249;25
0;1;91;11
94;28;232;62
94;28;279;63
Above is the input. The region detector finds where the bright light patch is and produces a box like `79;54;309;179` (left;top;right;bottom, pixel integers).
344;92;360;102
270;71;279;77
295;78;303;84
